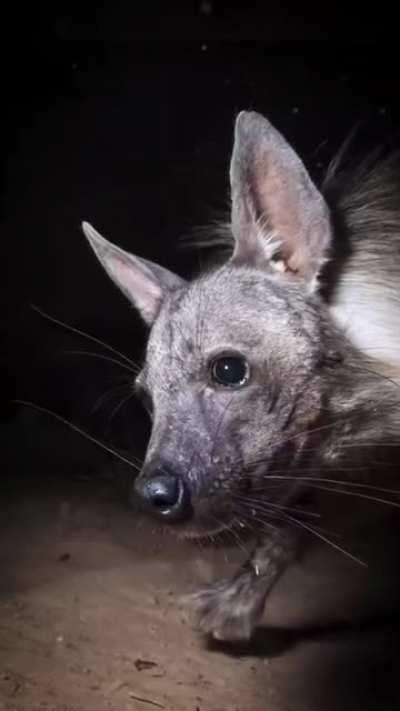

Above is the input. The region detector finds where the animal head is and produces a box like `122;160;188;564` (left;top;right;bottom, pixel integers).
82;111;351;538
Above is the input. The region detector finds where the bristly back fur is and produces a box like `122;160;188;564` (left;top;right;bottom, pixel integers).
322;147;400;370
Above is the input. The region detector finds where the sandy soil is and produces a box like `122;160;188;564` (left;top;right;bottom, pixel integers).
0;478;277;711
2;412;400;711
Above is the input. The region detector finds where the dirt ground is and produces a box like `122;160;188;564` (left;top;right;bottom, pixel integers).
0;476;278;711
2;415;400;711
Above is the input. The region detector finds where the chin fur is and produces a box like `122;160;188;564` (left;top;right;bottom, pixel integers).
177;522;231;541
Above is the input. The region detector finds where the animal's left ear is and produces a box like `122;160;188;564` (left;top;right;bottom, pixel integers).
229;111;332;289
82;222;186;326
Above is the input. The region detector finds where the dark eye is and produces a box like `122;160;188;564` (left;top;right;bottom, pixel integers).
210;355;250;388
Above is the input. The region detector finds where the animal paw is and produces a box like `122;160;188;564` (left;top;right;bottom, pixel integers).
182;574;265;642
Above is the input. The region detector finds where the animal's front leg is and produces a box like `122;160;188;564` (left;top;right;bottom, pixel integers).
185;527;298;641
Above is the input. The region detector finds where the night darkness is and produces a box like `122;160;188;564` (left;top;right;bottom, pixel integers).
1;3;400;710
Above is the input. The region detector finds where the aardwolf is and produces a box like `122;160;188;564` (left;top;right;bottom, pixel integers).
82;110;400;641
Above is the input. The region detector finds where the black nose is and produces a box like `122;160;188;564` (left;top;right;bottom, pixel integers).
134;467;192;522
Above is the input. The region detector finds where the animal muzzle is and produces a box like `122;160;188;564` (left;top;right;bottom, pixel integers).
134;462;193;523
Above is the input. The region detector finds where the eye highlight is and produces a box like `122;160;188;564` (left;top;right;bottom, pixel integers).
209;354;250;388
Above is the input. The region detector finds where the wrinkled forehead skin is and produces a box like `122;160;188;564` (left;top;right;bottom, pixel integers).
143;263;324;398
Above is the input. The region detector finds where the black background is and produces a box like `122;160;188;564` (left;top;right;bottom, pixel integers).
1;8;400;709
1;1;399;464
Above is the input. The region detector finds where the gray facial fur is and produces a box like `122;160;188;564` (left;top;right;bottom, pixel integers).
82;111;400;641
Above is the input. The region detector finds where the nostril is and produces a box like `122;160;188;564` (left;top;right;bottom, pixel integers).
153;493;170;508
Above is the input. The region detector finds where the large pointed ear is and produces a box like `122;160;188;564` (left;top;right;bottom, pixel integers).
229;111;332;289
82;222;186;326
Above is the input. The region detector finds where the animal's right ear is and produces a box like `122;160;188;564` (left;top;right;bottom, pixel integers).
229;111;332;290
82;222;186;326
